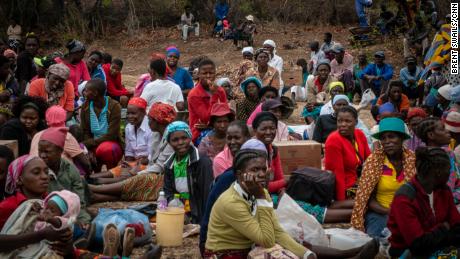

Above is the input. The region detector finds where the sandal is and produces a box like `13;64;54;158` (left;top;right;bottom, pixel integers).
103;223;120;256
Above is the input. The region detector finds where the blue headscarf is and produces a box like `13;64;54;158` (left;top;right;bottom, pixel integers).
165;121;192;141
166;46;180;58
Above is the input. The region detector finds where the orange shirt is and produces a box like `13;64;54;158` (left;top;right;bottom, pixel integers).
376;94;410;112
28;78;75;112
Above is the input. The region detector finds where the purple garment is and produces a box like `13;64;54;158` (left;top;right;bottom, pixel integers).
404;136;425;152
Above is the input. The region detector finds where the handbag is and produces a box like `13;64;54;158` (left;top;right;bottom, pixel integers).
286;167;335;206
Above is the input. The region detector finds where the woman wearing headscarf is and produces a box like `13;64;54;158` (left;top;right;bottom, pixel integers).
236;47;255;86
325;106;371;201
55;39;91;95
28;63;75;120
198;103;234;160
263;39;284;87
166;46;194;96
217;77;235;111
405;107;427;151
89;102;177;202
319;81;345;116
313;95;350;143
164;121;214;224
80;79;123;170
30;105;90;175
236;76;261;121
90;97;153;184
245;48;280;89
0;95;48;156
0;155;74;258
38;127;91;227
261;98;289;141
306;59;337;105
0;155;49;229
351;118;416;238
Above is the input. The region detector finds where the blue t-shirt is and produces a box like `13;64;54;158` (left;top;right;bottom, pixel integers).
172;67;194;90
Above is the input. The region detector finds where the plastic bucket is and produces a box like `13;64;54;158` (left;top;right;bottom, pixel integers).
156;207;185;246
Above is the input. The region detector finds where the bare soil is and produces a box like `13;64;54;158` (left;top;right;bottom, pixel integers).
86;23;407;257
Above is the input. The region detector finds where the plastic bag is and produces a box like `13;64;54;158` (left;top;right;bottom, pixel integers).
324;228;372;250
275;194;329;246
359;88;376;109
93;208;152;247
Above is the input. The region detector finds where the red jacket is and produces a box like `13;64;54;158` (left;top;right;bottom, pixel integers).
102;64;129;97
387;177;460;256
325;129;371;200
0;192;27;229
187;83;227;142
268;145;285;193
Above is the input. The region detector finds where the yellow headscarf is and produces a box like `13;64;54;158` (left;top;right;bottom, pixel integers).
328;81;345;91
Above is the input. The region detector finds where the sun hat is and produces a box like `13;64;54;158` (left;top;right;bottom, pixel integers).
372;117;411;140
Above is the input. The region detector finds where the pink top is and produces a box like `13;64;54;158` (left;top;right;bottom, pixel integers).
55;57;91;95
330;52;354;78
247;103;263;127
134;73;152;97
212;145;233;178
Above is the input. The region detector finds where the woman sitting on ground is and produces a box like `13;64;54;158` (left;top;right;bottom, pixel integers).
163;121;214;224
28;63;75;121
387;147;460;257
80;79;123;170
30;105;91;176
351;117;416;238
305;59;337;105
246;86;279;126
213;121;251;178
205;147;379;259
374;80;410;119
261;98;291;141
89;103;177;202
236;76;261;121
325;106;371;201
245;48;280;89
89;97;153;184
415;117;460;204
55;39;90;95
0;155;75;257
0;95;48;156
252;112;286;193
405;107;427;151
313;95;350;143
198;103;235;160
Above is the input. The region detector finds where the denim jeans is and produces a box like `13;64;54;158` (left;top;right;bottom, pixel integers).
364;211;388;238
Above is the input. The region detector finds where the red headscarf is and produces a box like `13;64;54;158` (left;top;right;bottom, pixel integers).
407;107;428;121
128;97;148;110
148;102;177;125
40;127;68;149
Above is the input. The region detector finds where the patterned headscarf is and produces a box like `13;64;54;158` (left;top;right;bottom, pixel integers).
6;155;40;194
165;121;192;142
128;97;148;110
148;102;177;125
48;63;70;80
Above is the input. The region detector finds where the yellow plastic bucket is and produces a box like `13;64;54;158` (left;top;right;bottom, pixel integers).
156;207;185;246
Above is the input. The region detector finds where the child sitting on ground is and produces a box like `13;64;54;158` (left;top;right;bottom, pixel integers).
34;190;81;231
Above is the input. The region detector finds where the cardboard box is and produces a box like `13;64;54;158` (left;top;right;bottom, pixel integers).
274;140;321;174
0;140;18;158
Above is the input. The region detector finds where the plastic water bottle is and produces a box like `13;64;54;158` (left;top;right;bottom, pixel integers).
157;191;167;210
168;194;184;208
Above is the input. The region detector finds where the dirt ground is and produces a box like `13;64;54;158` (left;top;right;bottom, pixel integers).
85;23;409;258
86;22;406;128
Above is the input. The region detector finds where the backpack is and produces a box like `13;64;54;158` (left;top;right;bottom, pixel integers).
286;167;335;206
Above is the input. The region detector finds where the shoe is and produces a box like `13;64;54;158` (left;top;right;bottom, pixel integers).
103;223;120;256
122;227;135;257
